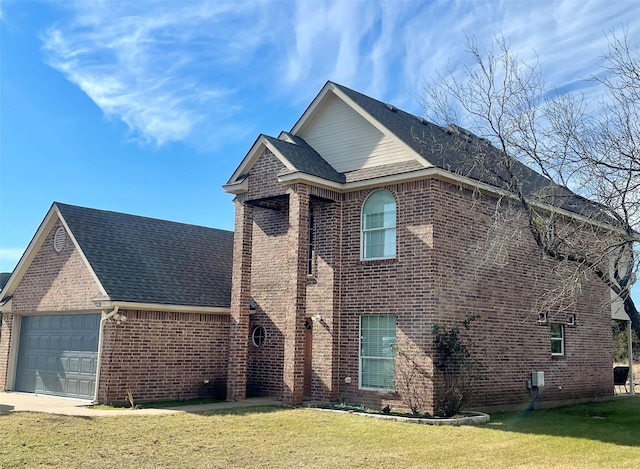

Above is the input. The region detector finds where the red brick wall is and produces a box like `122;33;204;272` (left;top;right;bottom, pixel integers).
305;195;341;401
337;181;438;411
231;149;345;404
335;179;612;411
227;196;253;401
12;222;104;313
0;313;13;389
231;148;295;401
428;181;612;409
99;310;230;403
246;202;290;398
231;152;613;411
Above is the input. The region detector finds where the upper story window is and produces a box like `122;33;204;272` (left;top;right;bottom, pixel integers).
361;190;396;260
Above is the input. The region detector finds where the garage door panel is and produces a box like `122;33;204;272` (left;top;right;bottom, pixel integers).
16;314;99;399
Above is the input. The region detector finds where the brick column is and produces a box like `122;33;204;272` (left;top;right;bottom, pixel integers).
227;197;253;401
0;313;13;390
282;186;310;406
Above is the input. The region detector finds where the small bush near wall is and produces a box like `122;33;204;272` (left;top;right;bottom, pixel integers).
432;315;480;417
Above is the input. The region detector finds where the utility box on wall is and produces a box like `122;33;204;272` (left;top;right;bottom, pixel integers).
531;371;545;387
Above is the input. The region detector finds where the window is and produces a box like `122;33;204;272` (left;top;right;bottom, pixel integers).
360;315;396;390
361;190;396;260
551;323;564;356
252;326;266;347
307;206;314;275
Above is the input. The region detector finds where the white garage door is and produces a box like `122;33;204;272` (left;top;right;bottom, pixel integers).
15;314;100;399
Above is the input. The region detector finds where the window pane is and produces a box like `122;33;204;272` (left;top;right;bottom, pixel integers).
360;315;396;390
364;230;385;258
384;228;396;257
551;324;564;355
362;191;396;259
362;358;395;389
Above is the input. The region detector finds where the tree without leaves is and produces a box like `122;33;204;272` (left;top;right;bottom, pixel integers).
423;31;640;338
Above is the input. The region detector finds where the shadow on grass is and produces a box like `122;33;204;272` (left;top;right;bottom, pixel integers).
482;396;640;447
191;405;286;417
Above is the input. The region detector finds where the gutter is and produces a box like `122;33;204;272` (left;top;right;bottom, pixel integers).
92;306;119;404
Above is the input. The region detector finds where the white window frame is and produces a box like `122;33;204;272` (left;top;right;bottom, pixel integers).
551;323;564;356
359;314;396;391
251;326;266;347
361;190;397;261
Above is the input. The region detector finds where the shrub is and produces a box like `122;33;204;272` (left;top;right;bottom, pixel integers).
432;315;480;417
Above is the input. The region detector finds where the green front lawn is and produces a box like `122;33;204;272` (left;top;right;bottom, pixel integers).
1;397;639;468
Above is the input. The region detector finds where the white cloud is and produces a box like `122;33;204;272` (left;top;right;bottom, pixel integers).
41;0;276;148
38;0;639;148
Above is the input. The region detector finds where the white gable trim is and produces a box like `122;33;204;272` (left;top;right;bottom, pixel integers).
226;135;297;186
291;82;430;169
0;204;108;301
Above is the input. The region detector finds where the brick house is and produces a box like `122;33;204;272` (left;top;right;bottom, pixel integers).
1;82;617;410
223;81;614;411
0;203;233;403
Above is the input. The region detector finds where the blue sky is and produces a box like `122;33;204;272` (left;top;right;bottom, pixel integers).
0;0;638;304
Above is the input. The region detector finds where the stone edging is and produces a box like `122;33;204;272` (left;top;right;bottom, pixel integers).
310;407;490;426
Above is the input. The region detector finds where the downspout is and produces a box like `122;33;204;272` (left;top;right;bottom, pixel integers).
93;306;118;404
628;320;635;395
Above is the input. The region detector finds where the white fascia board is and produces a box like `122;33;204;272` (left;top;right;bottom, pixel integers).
290;81;334;135
93;300;230;314
226;135;296;187
0;207;59;299
55;205;109;298
277;131;296;144
0;297;12;313
278;168;625;233
222;177;249;194
0;204;110;300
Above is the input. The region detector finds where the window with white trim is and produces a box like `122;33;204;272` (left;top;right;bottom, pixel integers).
360;315;396;390
551;323;564;356
361;190;396;260
252;326;266;347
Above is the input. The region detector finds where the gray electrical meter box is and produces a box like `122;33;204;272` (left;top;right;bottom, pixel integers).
531;371;545;387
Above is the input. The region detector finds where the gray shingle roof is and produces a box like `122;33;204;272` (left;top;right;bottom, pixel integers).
56;203;233;308
332;82;604;219
262;134;345;183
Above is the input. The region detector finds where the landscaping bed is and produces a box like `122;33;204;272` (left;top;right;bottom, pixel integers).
312;403;490;425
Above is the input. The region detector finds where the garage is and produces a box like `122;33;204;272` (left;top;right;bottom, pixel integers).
15;313;100;399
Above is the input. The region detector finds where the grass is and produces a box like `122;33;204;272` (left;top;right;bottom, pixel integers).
1;397;639;468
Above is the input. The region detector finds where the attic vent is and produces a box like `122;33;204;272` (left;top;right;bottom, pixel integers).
415;116;427;125
384;103;398;112
53;226;67;253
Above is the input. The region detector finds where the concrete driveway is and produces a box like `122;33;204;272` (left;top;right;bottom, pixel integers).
0;392;280;416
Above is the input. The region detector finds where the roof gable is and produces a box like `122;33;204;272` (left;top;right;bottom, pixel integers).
0;204;108;304
225;133;343;191
56;203;234;308
225;82;608;224
1;203;234;309
295;91;417;173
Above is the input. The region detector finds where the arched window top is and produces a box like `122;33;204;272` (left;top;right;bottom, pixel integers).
362;190;396;260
